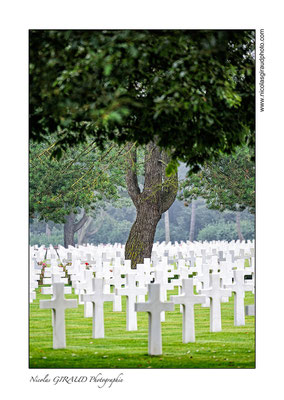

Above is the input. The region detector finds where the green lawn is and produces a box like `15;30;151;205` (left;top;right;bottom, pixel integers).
29;286;255;369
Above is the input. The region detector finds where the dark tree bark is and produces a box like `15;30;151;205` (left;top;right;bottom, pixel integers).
125;142;178;268
189;199;196;242
64;211;88;248
236;211;244;241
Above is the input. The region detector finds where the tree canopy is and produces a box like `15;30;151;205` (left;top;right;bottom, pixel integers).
29;138;126;223
178;146;255;213
30;30;255;172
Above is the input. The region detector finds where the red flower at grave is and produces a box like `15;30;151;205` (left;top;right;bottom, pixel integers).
85;262;89;266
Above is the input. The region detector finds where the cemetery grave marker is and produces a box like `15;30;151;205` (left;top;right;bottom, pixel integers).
152;270;174;322
135;283;174;355
170;278;206;343
195;262;211;307
225;269;254;326
75;270;94;317
82;278;115;338
136;264;152;302
116;273;147;331
40;282;77;349
200;273;232;332
106;266;126;312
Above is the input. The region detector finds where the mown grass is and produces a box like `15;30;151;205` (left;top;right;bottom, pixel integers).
29;286;255;369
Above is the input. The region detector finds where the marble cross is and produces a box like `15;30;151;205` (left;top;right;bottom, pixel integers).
135;284;174;355
200;273;232;332
225;269;254;326
107;266;125;312
153;270;174;322
172;266;190;312
209;255;219;273
101;266;113;294
116;273;147;331
40;282;77;349
196;263;210;307
136;264;152;302
120;260;132;274
42;275;73;327
82;278;115;339
75;270;94;317
41;273;71;295
170;278;206;343
219;261;234;303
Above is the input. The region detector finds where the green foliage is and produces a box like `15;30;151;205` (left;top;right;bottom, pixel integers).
179;146;255;213
88;206;136;245
29;195;255;246
154;198;254;243
30;30;255;171
29;228;64;247
197;220;255;242
29;137;126;224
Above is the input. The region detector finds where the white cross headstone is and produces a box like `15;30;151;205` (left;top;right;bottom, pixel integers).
82;278;115;338
196;262;211;307
107;266;125;312
200;273;232;332
219;261;234;302
40;282;77;349
136;264;152;302
75;270;94;317
42;274;72;326
102;263;113;293
135;283;174;355
116;273;147;331
172;266;190;312
170;278;206;343
225;269;254;326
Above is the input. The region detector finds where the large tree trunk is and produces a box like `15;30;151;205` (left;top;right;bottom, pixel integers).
125;203;162;266
64;211;88;248
125;142;178;268
164;210;171;244
189;199;196;241
64;213;76;248
236;211;244;241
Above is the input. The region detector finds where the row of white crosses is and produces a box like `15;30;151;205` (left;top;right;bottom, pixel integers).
34;240;254;354
39;271;253;355
32;242;254;304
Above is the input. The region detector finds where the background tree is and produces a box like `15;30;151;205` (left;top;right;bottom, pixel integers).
30;30;255;171
29;30;255;255
29;138;126;247
179;146;255;213
29;195;255;246
179;146;255;239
